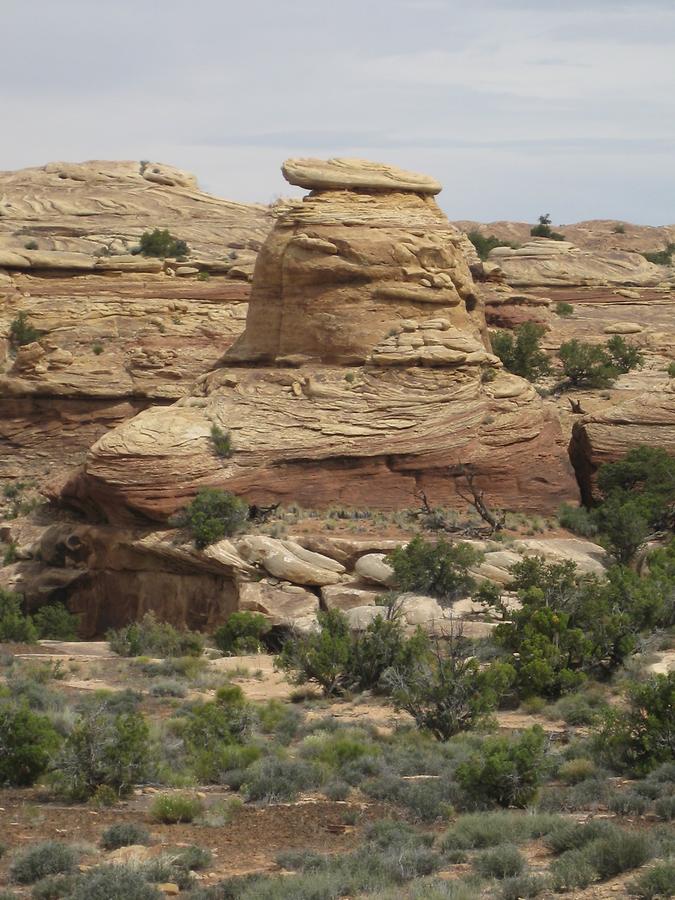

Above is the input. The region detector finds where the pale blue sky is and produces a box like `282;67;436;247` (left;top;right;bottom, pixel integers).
2;0;674;223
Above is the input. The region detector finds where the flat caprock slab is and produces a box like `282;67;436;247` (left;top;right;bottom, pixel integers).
282;157;442;195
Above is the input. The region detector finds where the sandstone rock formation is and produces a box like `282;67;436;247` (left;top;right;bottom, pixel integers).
488;239;669;288
0;161;268;485
0;160;269;271
570;383;675;502
61;158;577;520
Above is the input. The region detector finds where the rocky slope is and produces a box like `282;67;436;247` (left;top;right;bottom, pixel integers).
59;157;576;522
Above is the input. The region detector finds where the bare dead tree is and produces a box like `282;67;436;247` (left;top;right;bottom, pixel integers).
248;503;280;524
451;464;505;534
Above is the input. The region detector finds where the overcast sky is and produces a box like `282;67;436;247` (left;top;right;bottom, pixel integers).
2;0;674;223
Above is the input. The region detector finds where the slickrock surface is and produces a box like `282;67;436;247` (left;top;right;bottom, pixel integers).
0;160;269;270
454;219;675;255
487;238;669;287
62;157;576;521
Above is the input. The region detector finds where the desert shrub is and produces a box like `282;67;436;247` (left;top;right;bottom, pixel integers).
150;792;204;824
494;557;637;696
256;699;301;742
299;729;378;770
558;757;597;784
9;310;39;346
545;819;617;854
466;231;518;261
275;609;358;696
386;635;514;740
100;822;150;850
169;844;213;870
555;301;574;317
0;702;60;786
441;811;560;852
530;214;565;241
193;743;261;784
593;447;675;563
149;678;186;697
642;242;675;266
323;779;350;801
242;755;323;802
490;322;551;381
348;614;430;693
139;655;207;680
540;776;613;813
549;848;598;891
50;706;150;800
668;361;675;378
210;424;232;458
559;339;618;388
594;673;674;775
138;229;189;258
9;841;77;884
586;828;651;878
32;872;80;899
473;844;525;879
140;856;195;890
628;860;675;899
213;612;270;654
107;612;203;658
387;536;482;603
176;489;249;549
557;503;598;537
456;727;547;808
180;685;253;779
69;865;162;899
0;589;37;642
500;874;549;899
608;790;650;816
362;772;461;822
594;495;652;563
606;335;645;374
654;796;675;821
33;603;80;640
549;690;607;725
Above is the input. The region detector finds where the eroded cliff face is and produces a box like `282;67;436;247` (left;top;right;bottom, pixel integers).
61;157;577;521
0;161;266;487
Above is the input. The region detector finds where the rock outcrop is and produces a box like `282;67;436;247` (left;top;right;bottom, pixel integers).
488;239;669;288
0;162;267;485
61;157;577;520
570;383;675;502
0;160;268;272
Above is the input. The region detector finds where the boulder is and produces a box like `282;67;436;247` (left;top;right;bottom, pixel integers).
354;553;396;587
345;605;385;630
238;580;319;626
237;535;342;586
321;582;382;611
397;593;445;626
512;538;608;575
603;321;643;334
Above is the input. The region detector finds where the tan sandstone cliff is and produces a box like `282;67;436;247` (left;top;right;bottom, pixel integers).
59;157;577;521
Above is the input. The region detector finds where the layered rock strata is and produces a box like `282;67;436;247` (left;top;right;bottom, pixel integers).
62;158;576;521
570;382;675;502
488;239;670;288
